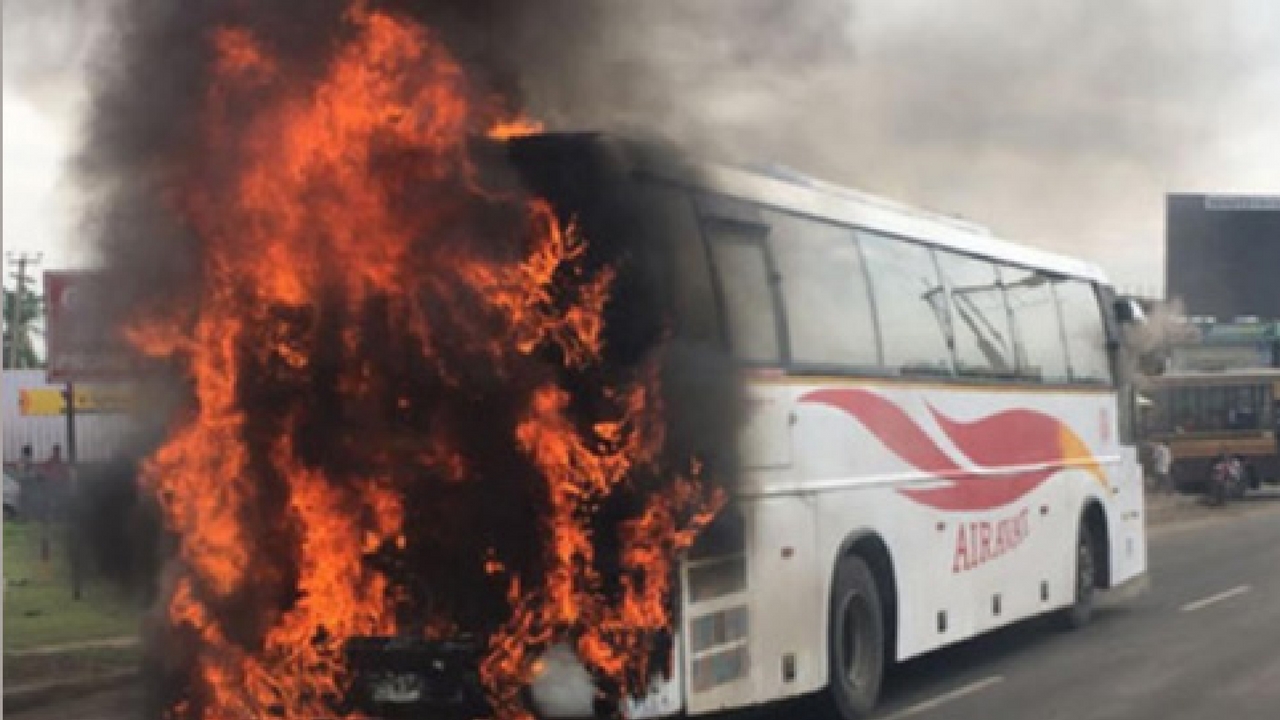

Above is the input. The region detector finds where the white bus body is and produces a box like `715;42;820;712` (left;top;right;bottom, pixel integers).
515;138;1149;720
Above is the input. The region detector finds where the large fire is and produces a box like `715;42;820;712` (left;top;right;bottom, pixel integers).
126;3;724;719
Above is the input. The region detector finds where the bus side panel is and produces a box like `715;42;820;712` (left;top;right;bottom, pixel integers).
871;388;1084;659
788;384;979;664
745;495;824;702
1107;445;1147;588
787;382;1138;663
685;379;1148;715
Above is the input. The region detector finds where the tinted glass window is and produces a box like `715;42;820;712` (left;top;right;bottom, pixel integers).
1002;267;1070;383
858;231;951;375
705;224;781;364
636;183;718;342
1203;387;1228;430
765;211;879;368
1174;387;1198;431
1158;383;1273;433
936;252;1015;377
1221;386;1258;430
1056;280;1112;384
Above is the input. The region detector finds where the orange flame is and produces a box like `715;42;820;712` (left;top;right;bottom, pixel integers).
487;117;545;140
129;3;723;719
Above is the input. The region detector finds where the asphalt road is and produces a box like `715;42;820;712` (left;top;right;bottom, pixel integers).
12;494;1280;720
870;493;1280;720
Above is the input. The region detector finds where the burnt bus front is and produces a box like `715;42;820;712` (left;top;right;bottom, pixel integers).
344;133;747;718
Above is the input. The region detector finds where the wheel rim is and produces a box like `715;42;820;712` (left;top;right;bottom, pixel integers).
839;591;872;688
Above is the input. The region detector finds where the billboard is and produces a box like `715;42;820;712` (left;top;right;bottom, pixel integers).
18;385;135;416
44;271;138;382
1166;194;1280;321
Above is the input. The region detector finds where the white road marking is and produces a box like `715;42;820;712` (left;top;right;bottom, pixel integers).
1180;584;1252;613
880;675;1004;720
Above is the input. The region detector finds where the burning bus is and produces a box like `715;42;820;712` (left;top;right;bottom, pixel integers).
336;132;1150;720
98;6;1149;720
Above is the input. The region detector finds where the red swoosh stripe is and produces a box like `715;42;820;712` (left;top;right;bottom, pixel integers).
802;388;962;475
799;388;1066;512
929;407;1065;468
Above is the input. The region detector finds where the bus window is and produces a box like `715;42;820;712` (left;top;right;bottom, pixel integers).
1001;267;1070;383
857;231;952;376
1148;388;1173;432
1227;385;1264;430
705;223;783;365
764;210;879;370
1174;386;1198;431
1204;386;1228;430
1055;280;1113;384
935;251;1015;377
636;183;719;344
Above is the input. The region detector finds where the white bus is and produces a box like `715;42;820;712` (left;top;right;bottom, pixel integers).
354;135;1150;720
509;136;1151;720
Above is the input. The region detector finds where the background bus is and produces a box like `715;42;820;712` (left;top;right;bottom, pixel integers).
1144;369;1280;493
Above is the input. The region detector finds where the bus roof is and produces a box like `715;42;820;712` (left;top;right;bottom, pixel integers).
607;136;1112;285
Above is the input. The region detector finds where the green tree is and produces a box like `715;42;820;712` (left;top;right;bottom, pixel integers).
3;287;44;369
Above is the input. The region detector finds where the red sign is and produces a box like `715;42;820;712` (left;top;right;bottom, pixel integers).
44;271;137;382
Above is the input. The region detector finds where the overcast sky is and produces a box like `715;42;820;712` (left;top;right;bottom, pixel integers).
4;0;1278;294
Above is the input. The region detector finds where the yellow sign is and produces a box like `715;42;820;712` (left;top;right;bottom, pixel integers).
18;385;134;416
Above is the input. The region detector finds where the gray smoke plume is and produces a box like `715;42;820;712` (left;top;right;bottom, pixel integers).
1126;298;1200;385
62;0;1280;294
490;0;1277;288
2;0;108;119
503;1;1277;293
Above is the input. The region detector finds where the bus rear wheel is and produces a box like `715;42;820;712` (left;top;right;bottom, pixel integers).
821;554;884;719
1057;520;1096;630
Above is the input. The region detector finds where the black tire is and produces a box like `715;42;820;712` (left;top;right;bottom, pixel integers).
819;555;884;719
1057;520;1096;630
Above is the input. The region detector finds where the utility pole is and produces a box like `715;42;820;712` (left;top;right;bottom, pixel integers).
5;251;43;369
64;383;82;600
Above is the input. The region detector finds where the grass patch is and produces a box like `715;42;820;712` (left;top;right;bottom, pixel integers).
4;520;142;653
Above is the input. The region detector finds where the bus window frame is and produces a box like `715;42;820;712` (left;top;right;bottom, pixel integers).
697;195;791;368
856;228;958;379
641;180;722;346
760;207;886;376
683;191;1121;391
933;247;1020;380
1053;278;1116;388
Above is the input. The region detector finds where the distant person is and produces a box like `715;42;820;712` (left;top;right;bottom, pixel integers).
40;444;70;519
1151;441;1173;494
16;444;36;518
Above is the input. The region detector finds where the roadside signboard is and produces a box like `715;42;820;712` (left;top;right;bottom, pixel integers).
18;385;135;416
44;271;137;383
